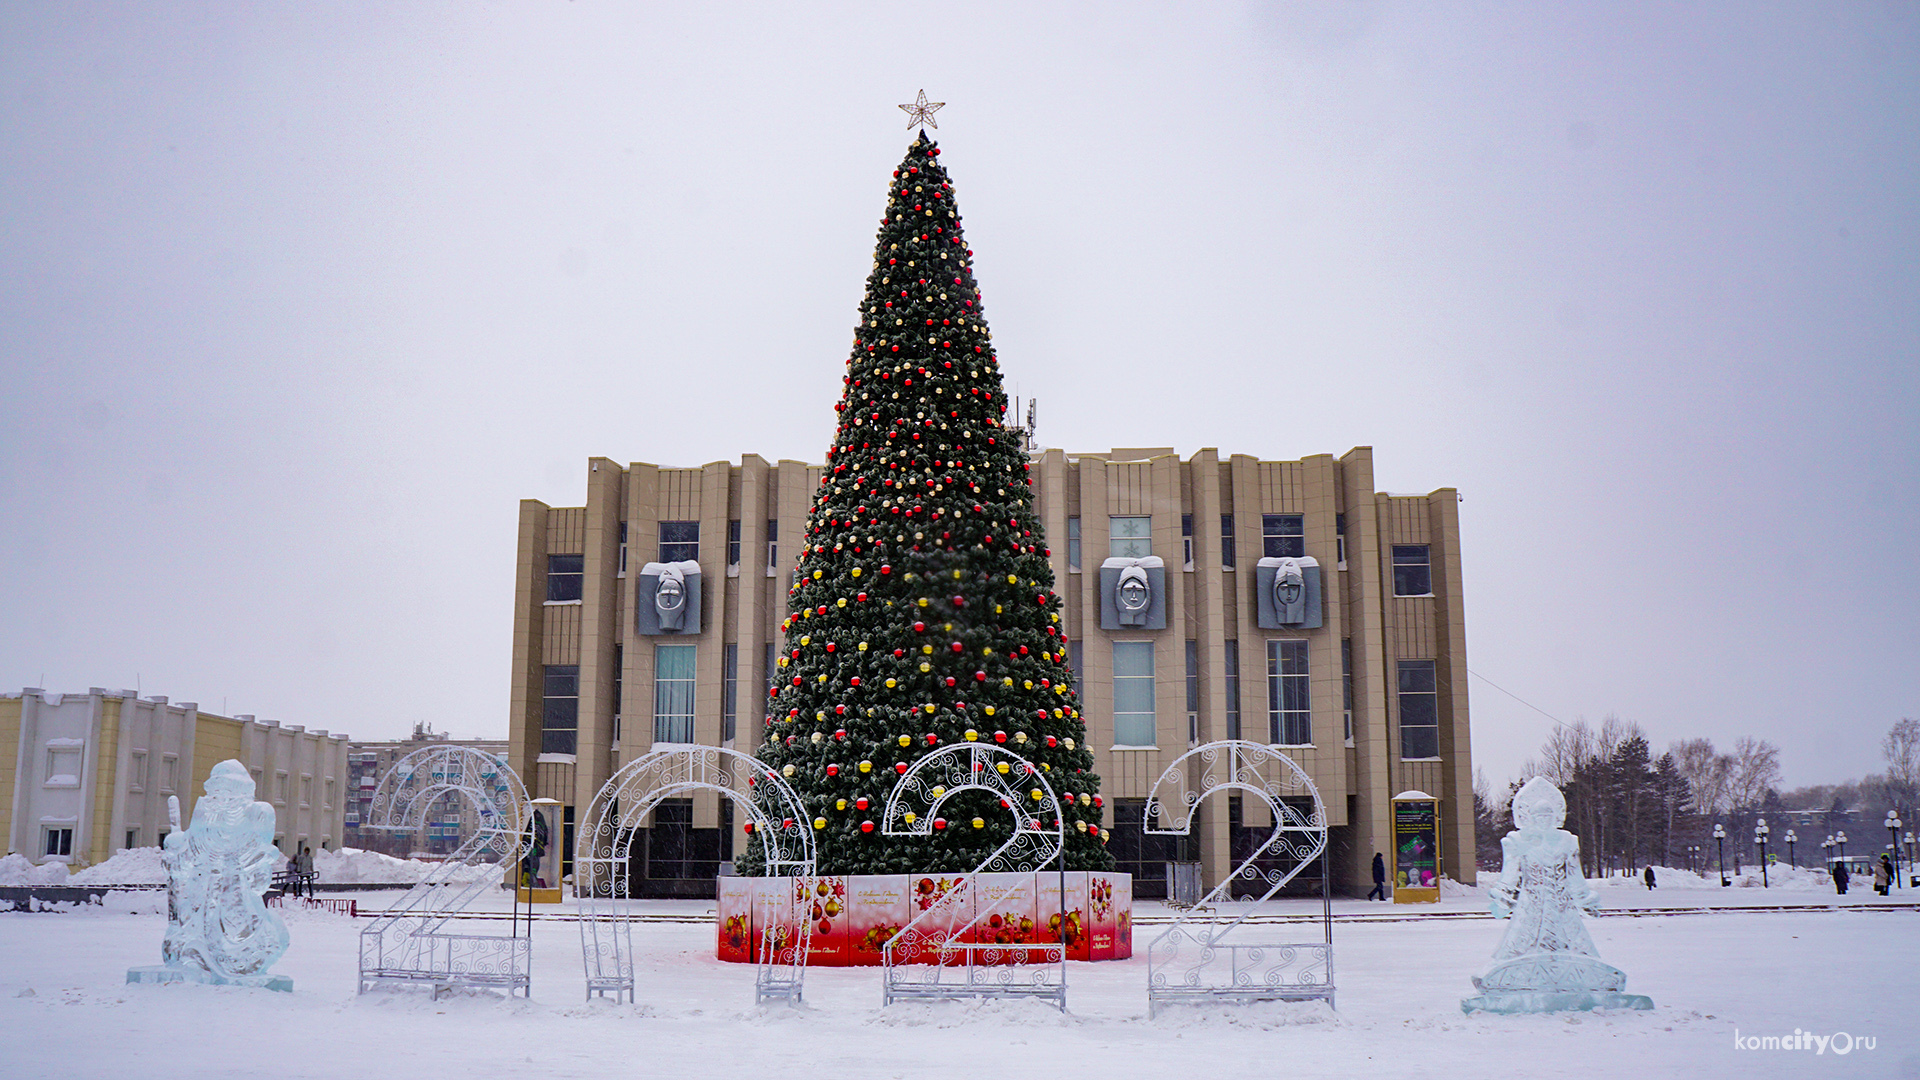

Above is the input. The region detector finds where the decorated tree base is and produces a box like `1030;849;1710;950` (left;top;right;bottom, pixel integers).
717;873;1131;966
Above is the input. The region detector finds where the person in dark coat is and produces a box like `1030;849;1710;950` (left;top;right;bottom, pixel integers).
1876;854;1893;896
1831;859;1849;895
1367;852;1387;901
1643;865;1656;890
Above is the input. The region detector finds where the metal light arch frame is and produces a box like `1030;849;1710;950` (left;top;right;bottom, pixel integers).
357;744;536;997
1142;740;1335;1016
575;745;816;1006
879;742;1068;1009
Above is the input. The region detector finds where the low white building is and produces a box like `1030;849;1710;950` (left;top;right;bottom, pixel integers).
1;688;351;867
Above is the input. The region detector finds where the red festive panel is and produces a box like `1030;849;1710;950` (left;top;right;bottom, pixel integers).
716;876;755;963
1040;871;1090;961
752;876;804;965
802;875;850;965
1087;873;1120;961
847;874;909;967
906;873;972;966
970;872;1039;966
1112;874;1134;960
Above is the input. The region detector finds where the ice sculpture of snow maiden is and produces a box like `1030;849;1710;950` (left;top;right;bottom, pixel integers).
1460;777;1649;1014
127;759;292;991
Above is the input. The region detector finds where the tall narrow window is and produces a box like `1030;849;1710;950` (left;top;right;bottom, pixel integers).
1181;514;1195;571
659;521;699;563
1109;516;1152;559
1392;545;1432;596
1113;641;1156;746
654;645;697;743
612;643;624;744
1220;515;1237;569
723;643;739;742
1267;640;1310;745
1335;513;1348;570
766;519;779;575
1342;638;1354;747
1185;638;1199;744
764;642;777;697
617;522;628;578
727;520;741;570
542;665;579;753
1398;659;1440;759
547;554;584;601
1262;514;1305;559
131;751;148;791
1224;640;1241;739
1069;640;1083;681
1066;517;1081;572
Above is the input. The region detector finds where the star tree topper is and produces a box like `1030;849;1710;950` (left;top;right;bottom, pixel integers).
898;89;945;129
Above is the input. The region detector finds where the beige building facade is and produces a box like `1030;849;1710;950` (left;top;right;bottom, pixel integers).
507;447;1472;897
1;687;351;866
344;726;512;857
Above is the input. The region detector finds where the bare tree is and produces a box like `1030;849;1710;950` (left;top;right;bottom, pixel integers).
1671;738;1733;815
1884;718;1920;815
1726;736;1783;811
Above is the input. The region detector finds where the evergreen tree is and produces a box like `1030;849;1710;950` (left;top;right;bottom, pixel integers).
742;132;1111;877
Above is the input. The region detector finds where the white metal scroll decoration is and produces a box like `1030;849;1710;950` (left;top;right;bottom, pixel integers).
357;745;534;998
576;746;816;1005
1142;740;1333;1016
880;743;1067;1009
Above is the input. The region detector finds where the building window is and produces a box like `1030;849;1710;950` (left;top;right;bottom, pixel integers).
1336;513;1348;569
46;747;80;782
1392;545;1432;596
542;664;580;754
300;775;313;807
162;755;178;793
1113;641;1156;747
766;519;779;575
125;828;139;851
612;642;624;744
1109;516;1152;560
547;554;584;601
1267;639;1310;745
617;521;628;578
659;521;699;563
723;643;739;742
727;520;741;570
43;827;73;858
654;644;697;743
1069;640;1083;684
1181;514;1195;570
1220;515;1237;569
1342;638;1354;747
1224;640;1241;739
1262;514;1304;559
1185;638;1199;745
1398;659;1440;759
1066;517;1081;572
130;751;147;791
274;771;289;805
325;778;335;810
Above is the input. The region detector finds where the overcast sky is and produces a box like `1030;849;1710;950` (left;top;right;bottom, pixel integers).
3;3;1914;791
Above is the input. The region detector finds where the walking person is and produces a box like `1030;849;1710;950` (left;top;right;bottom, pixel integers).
296;844;314;898
1643;865;1656;890
1875;854;1892;896
1831;858;1849;895
1367;852;1388;901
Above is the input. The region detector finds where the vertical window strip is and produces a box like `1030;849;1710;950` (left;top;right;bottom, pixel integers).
1267;639;1310;745
1112;641;1156;746
654;645;697;743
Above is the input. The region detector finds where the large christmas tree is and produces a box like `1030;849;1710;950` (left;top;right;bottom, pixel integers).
747;131;1110;877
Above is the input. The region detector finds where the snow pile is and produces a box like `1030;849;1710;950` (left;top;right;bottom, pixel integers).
0;854;70;886
1438;875;1483;899
312;847;499;884
1588;862;1835;893
68;848;168;885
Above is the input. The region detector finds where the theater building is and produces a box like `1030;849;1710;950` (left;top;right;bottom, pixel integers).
507;445;1472;897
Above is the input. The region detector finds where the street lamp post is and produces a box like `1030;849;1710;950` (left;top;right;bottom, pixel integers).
1785;830;1797;870
1837;830;1848;862
1906;832;1916;888
1886;811;1903;890
1755;818;1770;888
1713;823;1728;886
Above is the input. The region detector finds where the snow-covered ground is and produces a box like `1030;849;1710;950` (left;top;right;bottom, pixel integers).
1;881;1914;1080
0;846;493;887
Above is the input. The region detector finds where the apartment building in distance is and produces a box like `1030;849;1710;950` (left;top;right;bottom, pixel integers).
344;724;511;857
2;687;350;866
507;447;1472;898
